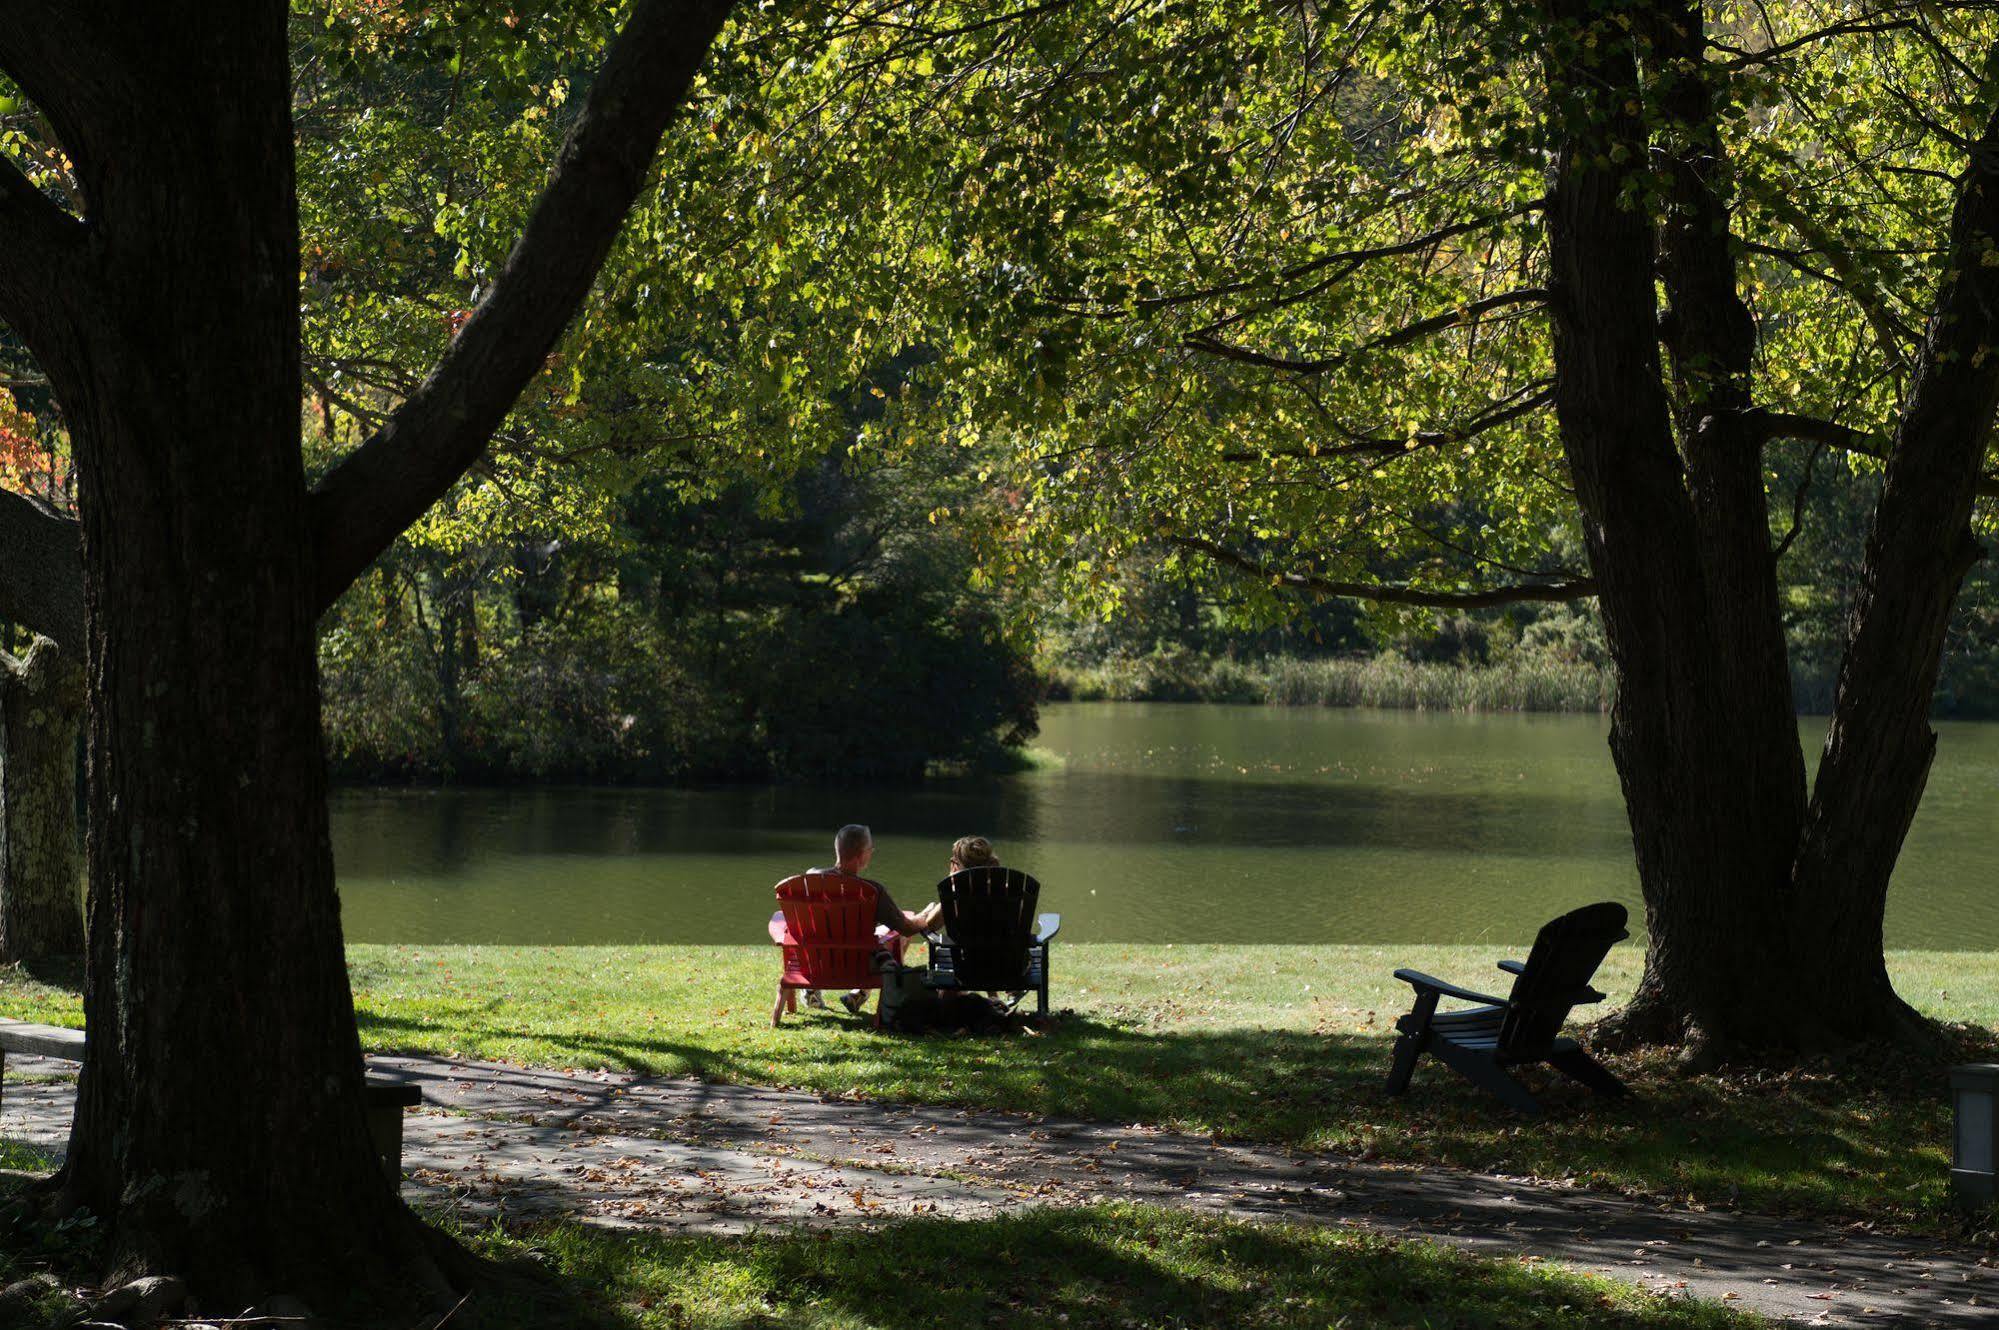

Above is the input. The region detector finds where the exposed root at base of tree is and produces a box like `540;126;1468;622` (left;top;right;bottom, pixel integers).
7;1145;609;1328
1588;985;1965;1073
0;1190;525;1329
1585;989;1687;1054
10;1164;486;1327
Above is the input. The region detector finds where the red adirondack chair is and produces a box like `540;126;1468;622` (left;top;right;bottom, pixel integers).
768;870;907;1027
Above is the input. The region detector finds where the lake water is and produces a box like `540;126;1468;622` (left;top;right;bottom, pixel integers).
330;703;1999;949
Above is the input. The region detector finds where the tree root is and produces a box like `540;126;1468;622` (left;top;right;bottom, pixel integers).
1588;983;1964;1074
1586;988;1686;1053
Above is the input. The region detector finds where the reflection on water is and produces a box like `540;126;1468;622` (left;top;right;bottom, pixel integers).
331;703;1999;948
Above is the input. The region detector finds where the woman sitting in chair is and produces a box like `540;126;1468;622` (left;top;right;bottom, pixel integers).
930;835;1000;948
949;835;999;875
937;835;1051;1013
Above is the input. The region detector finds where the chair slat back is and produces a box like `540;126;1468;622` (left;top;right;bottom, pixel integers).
937;866;1039;990
775;871;882;989
1498;901;1629;1056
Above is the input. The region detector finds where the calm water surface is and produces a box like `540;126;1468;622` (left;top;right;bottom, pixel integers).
330;703;1999;948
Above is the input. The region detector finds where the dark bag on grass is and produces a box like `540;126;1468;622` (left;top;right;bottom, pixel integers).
877;958;938;1032
878;960;1008;1034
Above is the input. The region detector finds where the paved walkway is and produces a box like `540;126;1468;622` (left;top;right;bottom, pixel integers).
5;1053;1995;1325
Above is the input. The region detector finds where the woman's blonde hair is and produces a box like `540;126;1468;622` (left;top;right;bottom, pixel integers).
950;835;998;869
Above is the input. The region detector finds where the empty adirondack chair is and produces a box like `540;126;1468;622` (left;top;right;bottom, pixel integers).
1385;901;1630;1113
924;865;1059;1015
768;871;907;1027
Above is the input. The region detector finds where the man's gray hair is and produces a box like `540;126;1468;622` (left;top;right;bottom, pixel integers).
834;824;873;860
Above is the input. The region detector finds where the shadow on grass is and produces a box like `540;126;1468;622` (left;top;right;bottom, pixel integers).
453;1204;1763;1330
355;1004;764;1081
5;956;82;990
354;995;1989;1231
16;949;1988;1234
0;1177;1765;1329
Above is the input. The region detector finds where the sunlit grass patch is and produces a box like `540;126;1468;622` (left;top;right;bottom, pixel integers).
0;1138;55;1172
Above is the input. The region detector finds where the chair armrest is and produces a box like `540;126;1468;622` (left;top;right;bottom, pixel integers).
1496;959;1526;976
1392;968;1510;1007
1034;913;1060;943
768;912;794;946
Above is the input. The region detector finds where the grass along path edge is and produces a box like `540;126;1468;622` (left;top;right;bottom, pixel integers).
0;1174;1781;1330
4;943;1998;1236
471;1204;1779;1330
8;1048;1906;1327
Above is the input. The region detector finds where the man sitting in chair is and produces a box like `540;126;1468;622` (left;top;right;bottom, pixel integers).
801;823;940;1016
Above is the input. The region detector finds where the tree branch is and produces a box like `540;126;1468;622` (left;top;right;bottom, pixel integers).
0;0;125;213
1746;408;1883;453
1745;192;1920;373
1218;381;1553;463
1055;202;1543;320
0;146;86;335
1771;438;1827;562
306;0;737;612
1192;204;1545;336
0;487;81;649
0;146;75;240
1747;407;1999;497
1706;15;1917;69
1184;288;1547;374
1167;535;1596;608
1796;79;1999;907
1740;238;1924;348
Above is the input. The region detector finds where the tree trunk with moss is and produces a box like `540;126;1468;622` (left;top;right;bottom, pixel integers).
0;636;83;964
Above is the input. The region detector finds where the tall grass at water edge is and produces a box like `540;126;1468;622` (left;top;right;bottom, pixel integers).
1044;651;1614;712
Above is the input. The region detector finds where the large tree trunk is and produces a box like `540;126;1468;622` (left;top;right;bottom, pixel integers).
1787;103;1999;1036
0;636;83;964
1541;1;1999;1057
64;442;449;1303
0;0;732;1307
1540;0;1816;1057
49;8;453;1309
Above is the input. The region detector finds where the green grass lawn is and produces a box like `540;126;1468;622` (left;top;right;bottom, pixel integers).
5;944;1996;1235
0;1181;1772;1329
463;1204;1772;1330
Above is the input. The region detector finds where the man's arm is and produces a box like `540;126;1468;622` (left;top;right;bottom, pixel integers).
873;883;932;937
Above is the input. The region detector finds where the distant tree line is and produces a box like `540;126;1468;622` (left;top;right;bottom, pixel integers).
319;453;1038;784
1038;446;1999;717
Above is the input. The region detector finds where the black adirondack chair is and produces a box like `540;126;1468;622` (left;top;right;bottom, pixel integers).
1385;901;1630;1113
924;865;1060;1015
